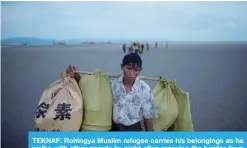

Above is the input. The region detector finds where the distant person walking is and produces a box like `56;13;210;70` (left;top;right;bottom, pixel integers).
146;43;149;52
129;45;133;53
141;44;144;54
155;42;158;48
123;43;126;53
133;42;139;54
141;44;144;50
166;42;168;49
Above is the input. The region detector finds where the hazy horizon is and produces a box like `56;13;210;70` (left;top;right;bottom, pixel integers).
2;36;247;42
2;36;247;45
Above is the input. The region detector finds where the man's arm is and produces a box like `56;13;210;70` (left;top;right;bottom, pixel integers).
141;86;158;131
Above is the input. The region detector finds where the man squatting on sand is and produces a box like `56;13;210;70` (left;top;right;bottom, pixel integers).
66;53;158;131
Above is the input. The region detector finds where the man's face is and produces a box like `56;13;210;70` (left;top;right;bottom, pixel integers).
121;63;142;81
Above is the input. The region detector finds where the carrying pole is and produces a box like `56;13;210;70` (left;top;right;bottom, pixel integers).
75;70;167;81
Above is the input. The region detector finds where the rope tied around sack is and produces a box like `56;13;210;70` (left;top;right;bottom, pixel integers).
158;76;171;88
59;72;78;86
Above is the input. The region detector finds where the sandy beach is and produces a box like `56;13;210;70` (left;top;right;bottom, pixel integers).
1;42;247;148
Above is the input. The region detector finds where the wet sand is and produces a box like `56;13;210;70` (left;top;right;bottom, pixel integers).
1;42;247;148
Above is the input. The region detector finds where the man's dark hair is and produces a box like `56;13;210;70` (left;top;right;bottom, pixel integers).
122;53;142;68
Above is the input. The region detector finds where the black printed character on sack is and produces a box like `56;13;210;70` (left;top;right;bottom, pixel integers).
36;102;50;118
53;103;72;120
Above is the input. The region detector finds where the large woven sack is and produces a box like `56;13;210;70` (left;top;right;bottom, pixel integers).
79;70;113;131
152;80;178;131
34;73;83;131
170;82;193;131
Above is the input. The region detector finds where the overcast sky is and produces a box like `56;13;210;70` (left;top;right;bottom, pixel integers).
1;1;247;41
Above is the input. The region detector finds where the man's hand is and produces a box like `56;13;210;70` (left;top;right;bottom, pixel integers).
66;65;81;82
144;118;154;131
